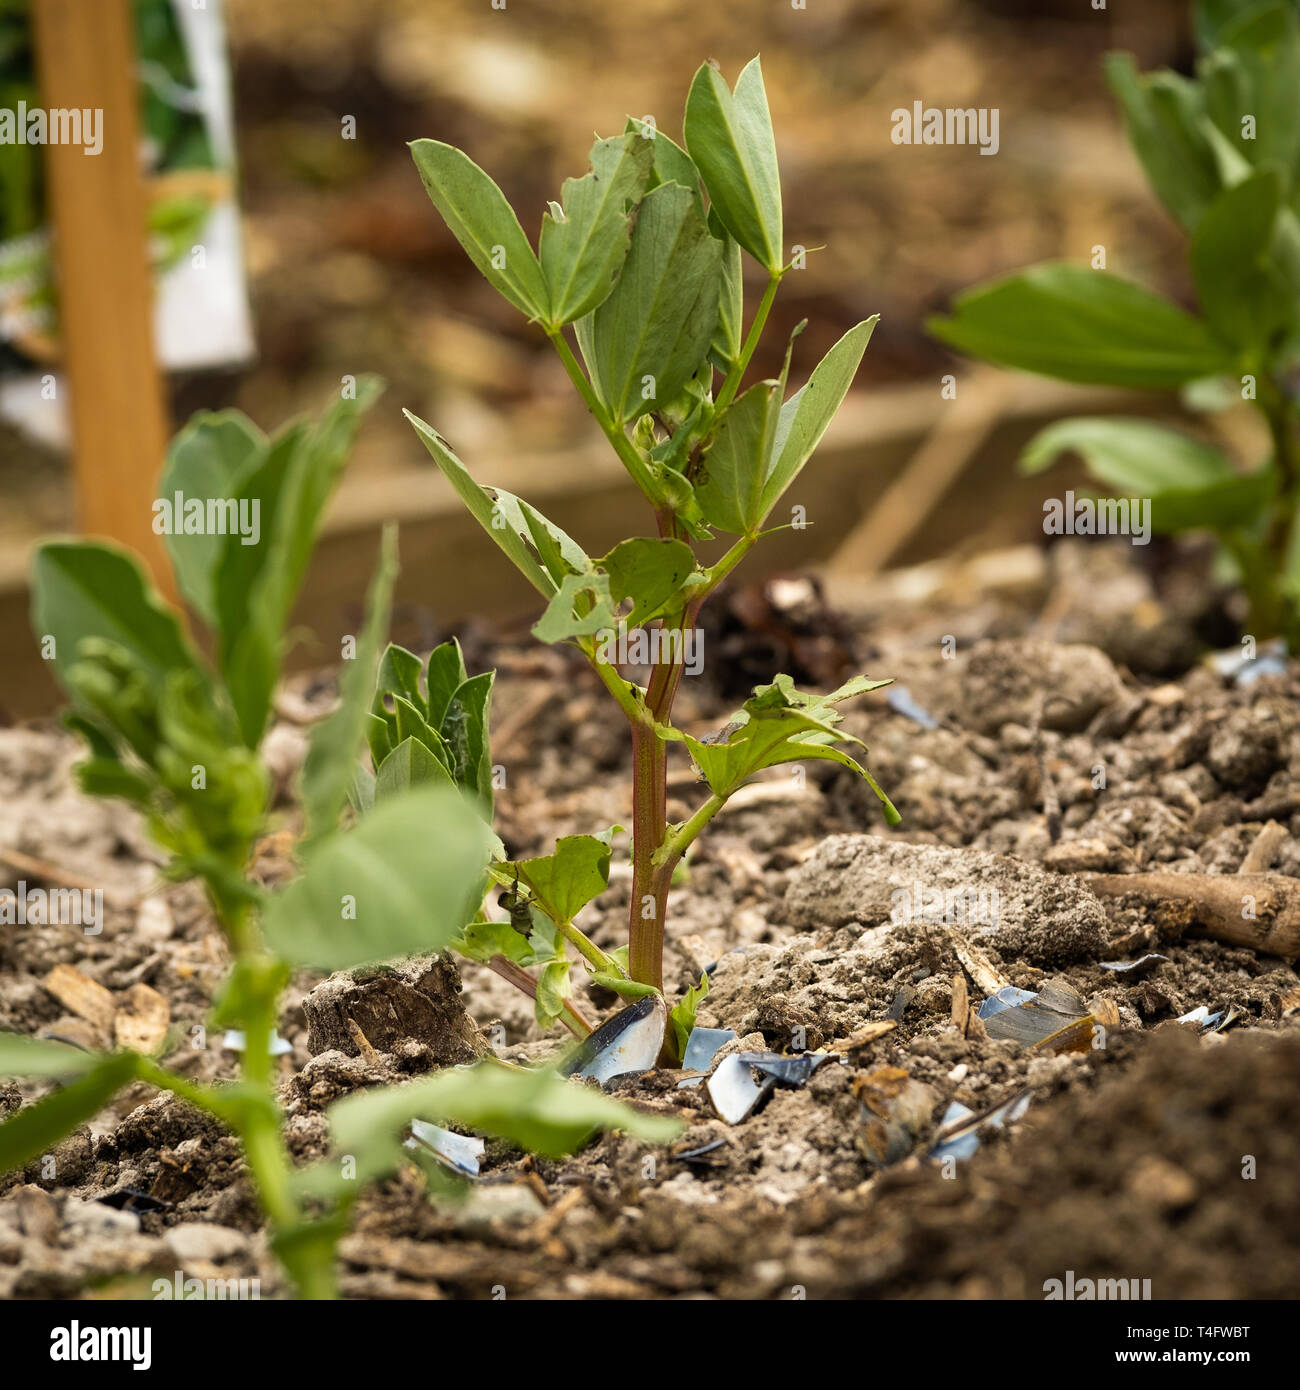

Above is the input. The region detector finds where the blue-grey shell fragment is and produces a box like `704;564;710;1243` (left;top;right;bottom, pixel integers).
405;1118;485;1177
706;1050;838;1124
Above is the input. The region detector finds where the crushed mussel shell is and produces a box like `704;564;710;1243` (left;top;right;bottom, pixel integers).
222;1028;293;1056
1177;1003;1242;1033
1099;954;1168;974
887;684;939;729
560;993;667;1085
1208;637;1287;686
682;1026;737;1073
976;986;1038;1019
673;1139;727;1165
707;1054;775;1124
405;1119;485;1177
706;1049;837;1124
929;1090;1032;1163
977;977;1094;1053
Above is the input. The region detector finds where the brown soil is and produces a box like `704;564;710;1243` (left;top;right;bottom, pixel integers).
1;538;1298;1299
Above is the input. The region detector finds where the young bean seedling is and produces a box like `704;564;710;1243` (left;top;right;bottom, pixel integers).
931;0;1300;647
402;56;899;1057
1;384;674;1298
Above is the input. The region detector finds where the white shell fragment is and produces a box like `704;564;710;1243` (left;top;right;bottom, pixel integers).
563;993;667;1085
707;1054;775;1124
929;1089;1031;1163
405;1118;485;1177
221;1029;293;1056
1177;1003;1242;1033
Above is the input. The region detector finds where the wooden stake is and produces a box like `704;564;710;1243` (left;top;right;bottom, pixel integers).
31;0;175;599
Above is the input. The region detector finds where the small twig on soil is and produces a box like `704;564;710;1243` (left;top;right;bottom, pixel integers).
1087;872;1300;958
346;1017;380;1064
0;846;102;893
1240;821;1289;876
950;972;968;1030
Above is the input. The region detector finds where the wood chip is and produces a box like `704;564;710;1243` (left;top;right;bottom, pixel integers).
947;927;1010;993
114;983;171;1053
950;971;968;1029
826;1019;898;1052
43;965;115;1035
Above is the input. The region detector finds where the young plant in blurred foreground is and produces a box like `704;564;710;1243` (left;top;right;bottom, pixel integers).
1;384;673;1299
930;0;1300;647
404;56;899;1057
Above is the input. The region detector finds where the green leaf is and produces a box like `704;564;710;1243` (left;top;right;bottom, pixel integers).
710;216;744;369
450;917;559;968
1021;416;1276;535
261;786;492;971
663;673;899;823
576;182;724;423
1021;416;1235;491
534;959;572;1030
294;1057;680;1201
684;57;783;272
158;410;267;626
1202;4;1300;189
1190;170;1291;348
668;971;709;1064
1196;0;1271;49
540;133;654;326
530;537;695;644
0;1052;140;1173
626;117;705;212
602;537;696;627
509;834;614;926
1104;55;1222;232
375;643;427;718
589;974;661;1000
217;381;382;746
929;264;1237;389
0;1033;103;1079
760;317;877;525
424;639;470;729
406;412;589;598
374;734;452;800
31;542;207;697
299;526;398;850
410;139;549;321
696;373;787;536
441;670;495;805
1147;467;1278;532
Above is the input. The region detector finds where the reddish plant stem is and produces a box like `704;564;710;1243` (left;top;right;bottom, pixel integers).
487;954;593;1037
626;601;701;990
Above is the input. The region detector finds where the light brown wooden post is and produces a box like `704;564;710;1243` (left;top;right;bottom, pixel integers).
31;0;175;599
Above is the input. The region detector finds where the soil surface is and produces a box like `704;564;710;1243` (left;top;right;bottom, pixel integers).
2;537;1298;1299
